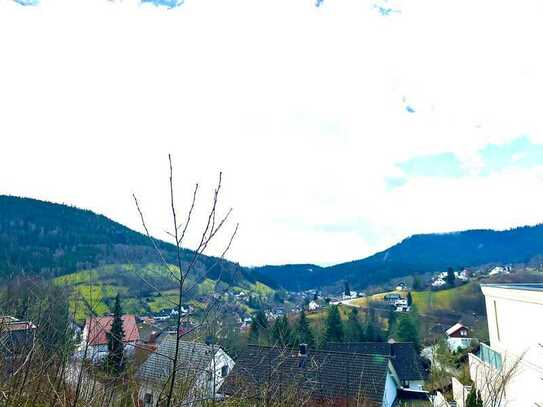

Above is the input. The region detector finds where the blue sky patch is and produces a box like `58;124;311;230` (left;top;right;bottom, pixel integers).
385;176;407;190
479;136;543;175
315;0;324;7
141;0;184;8
398;152;465;178
13;0;39;5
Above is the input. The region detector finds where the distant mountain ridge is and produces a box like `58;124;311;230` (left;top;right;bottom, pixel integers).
0;195;272;288
2;195;543;292
255;224;543;290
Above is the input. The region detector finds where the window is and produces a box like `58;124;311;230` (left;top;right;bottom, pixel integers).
144;393;153;407
221;365;229;378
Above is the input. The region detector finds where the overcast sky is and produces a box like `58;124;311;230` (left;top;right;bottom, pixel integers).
2;0;543;267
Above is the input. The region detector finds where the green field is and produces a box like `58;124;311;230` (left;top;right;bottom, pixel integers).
411;282;480;314
55;263;274;321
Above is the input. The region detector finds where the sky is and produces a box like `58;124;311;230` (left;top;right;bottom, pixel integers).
2;0;543;267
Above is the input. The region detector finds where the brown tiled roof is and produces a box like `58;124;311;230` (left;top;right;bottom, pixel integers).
85;315;139;346
221;345;390;405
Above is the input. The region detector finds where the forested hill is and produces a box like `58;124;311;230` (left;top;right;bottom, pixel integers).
255;224;543;290
0;195;269;287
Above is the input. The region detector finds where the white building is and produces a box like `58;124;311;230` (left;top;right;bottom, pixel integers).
488;266;511;276
432;278;446;288
137;335;235;406
308;300;320;311
445;323;472;352
468;283;543;407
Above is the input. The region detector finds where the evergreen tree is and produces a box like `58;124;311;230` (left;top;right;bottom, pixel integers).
446;267;456;286
249;310;269;344
295;310;315;348
394;314;420;349
365;306;384;342
107;293;125;374
345;308;364;342
466;387;477;407
344;281;351;296
412;275;423;290
386;310;397;340
270;315;292;347
407;291;413;306
324;305;344;343
476;391;483;407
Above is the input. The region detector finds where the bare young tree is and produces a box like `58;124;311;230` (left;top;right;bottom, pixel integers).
133;154;238;407
469;351;524;407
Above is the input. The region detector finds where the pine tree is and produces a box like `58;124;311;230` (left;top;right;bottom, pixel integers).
446;267;456;286
394;314;420;349
271;315;292;347
295;310;315;348
407;291;413;306
476;391;483;407
465;387;477;407
344;281;351;296
249;310;269;344
345;308;364;342
107;293;125;374
324;305;344;343
365;307;384;342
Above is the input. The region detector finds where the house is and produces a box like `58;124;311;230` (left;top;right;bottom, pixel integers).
395;282;408;291
0;316;36;374
384;293;402;304
79;315;140;362
468;283;543;407
308;300;320;311
342;291;358;300
394;299;410;312
445;323;472;352
431;279;446;288
222;344;430;407
455;269;470;281
324;342;426;390
487;265;511;276
137;334;234;406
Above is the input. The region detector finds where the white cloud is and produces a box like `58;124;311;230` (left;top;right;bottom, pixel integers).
1;0;543;266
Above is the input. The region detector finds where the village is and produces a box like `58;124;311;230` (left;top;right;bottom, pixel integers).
2;262;541;407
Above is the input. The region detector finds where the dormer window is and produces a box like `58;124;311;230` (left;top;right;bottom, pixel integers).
221;365;229;378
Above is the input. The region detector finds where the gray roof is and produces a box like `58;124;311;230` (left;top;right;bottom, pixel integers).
221;345;390;406
324;342;425;382
137;335;219;385
481;283;543;292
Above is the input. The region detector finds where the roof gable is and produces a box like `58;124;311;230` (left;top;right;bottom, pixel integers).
137;336;220;385
324;342;425;382
85;315;139;346
222;345;390;404
446;323;468;336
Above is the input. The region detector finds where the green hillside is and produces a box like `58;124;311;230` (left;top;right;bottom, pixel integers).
54;263;274;321
0;195;274;286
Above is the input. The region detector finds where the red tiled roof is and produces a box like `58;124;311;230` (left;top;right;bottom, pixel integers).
85;315;140;346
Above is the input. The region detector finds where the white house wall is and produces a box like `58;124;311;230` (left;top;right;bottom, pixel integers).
381;373;397;407
474;285;543;407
